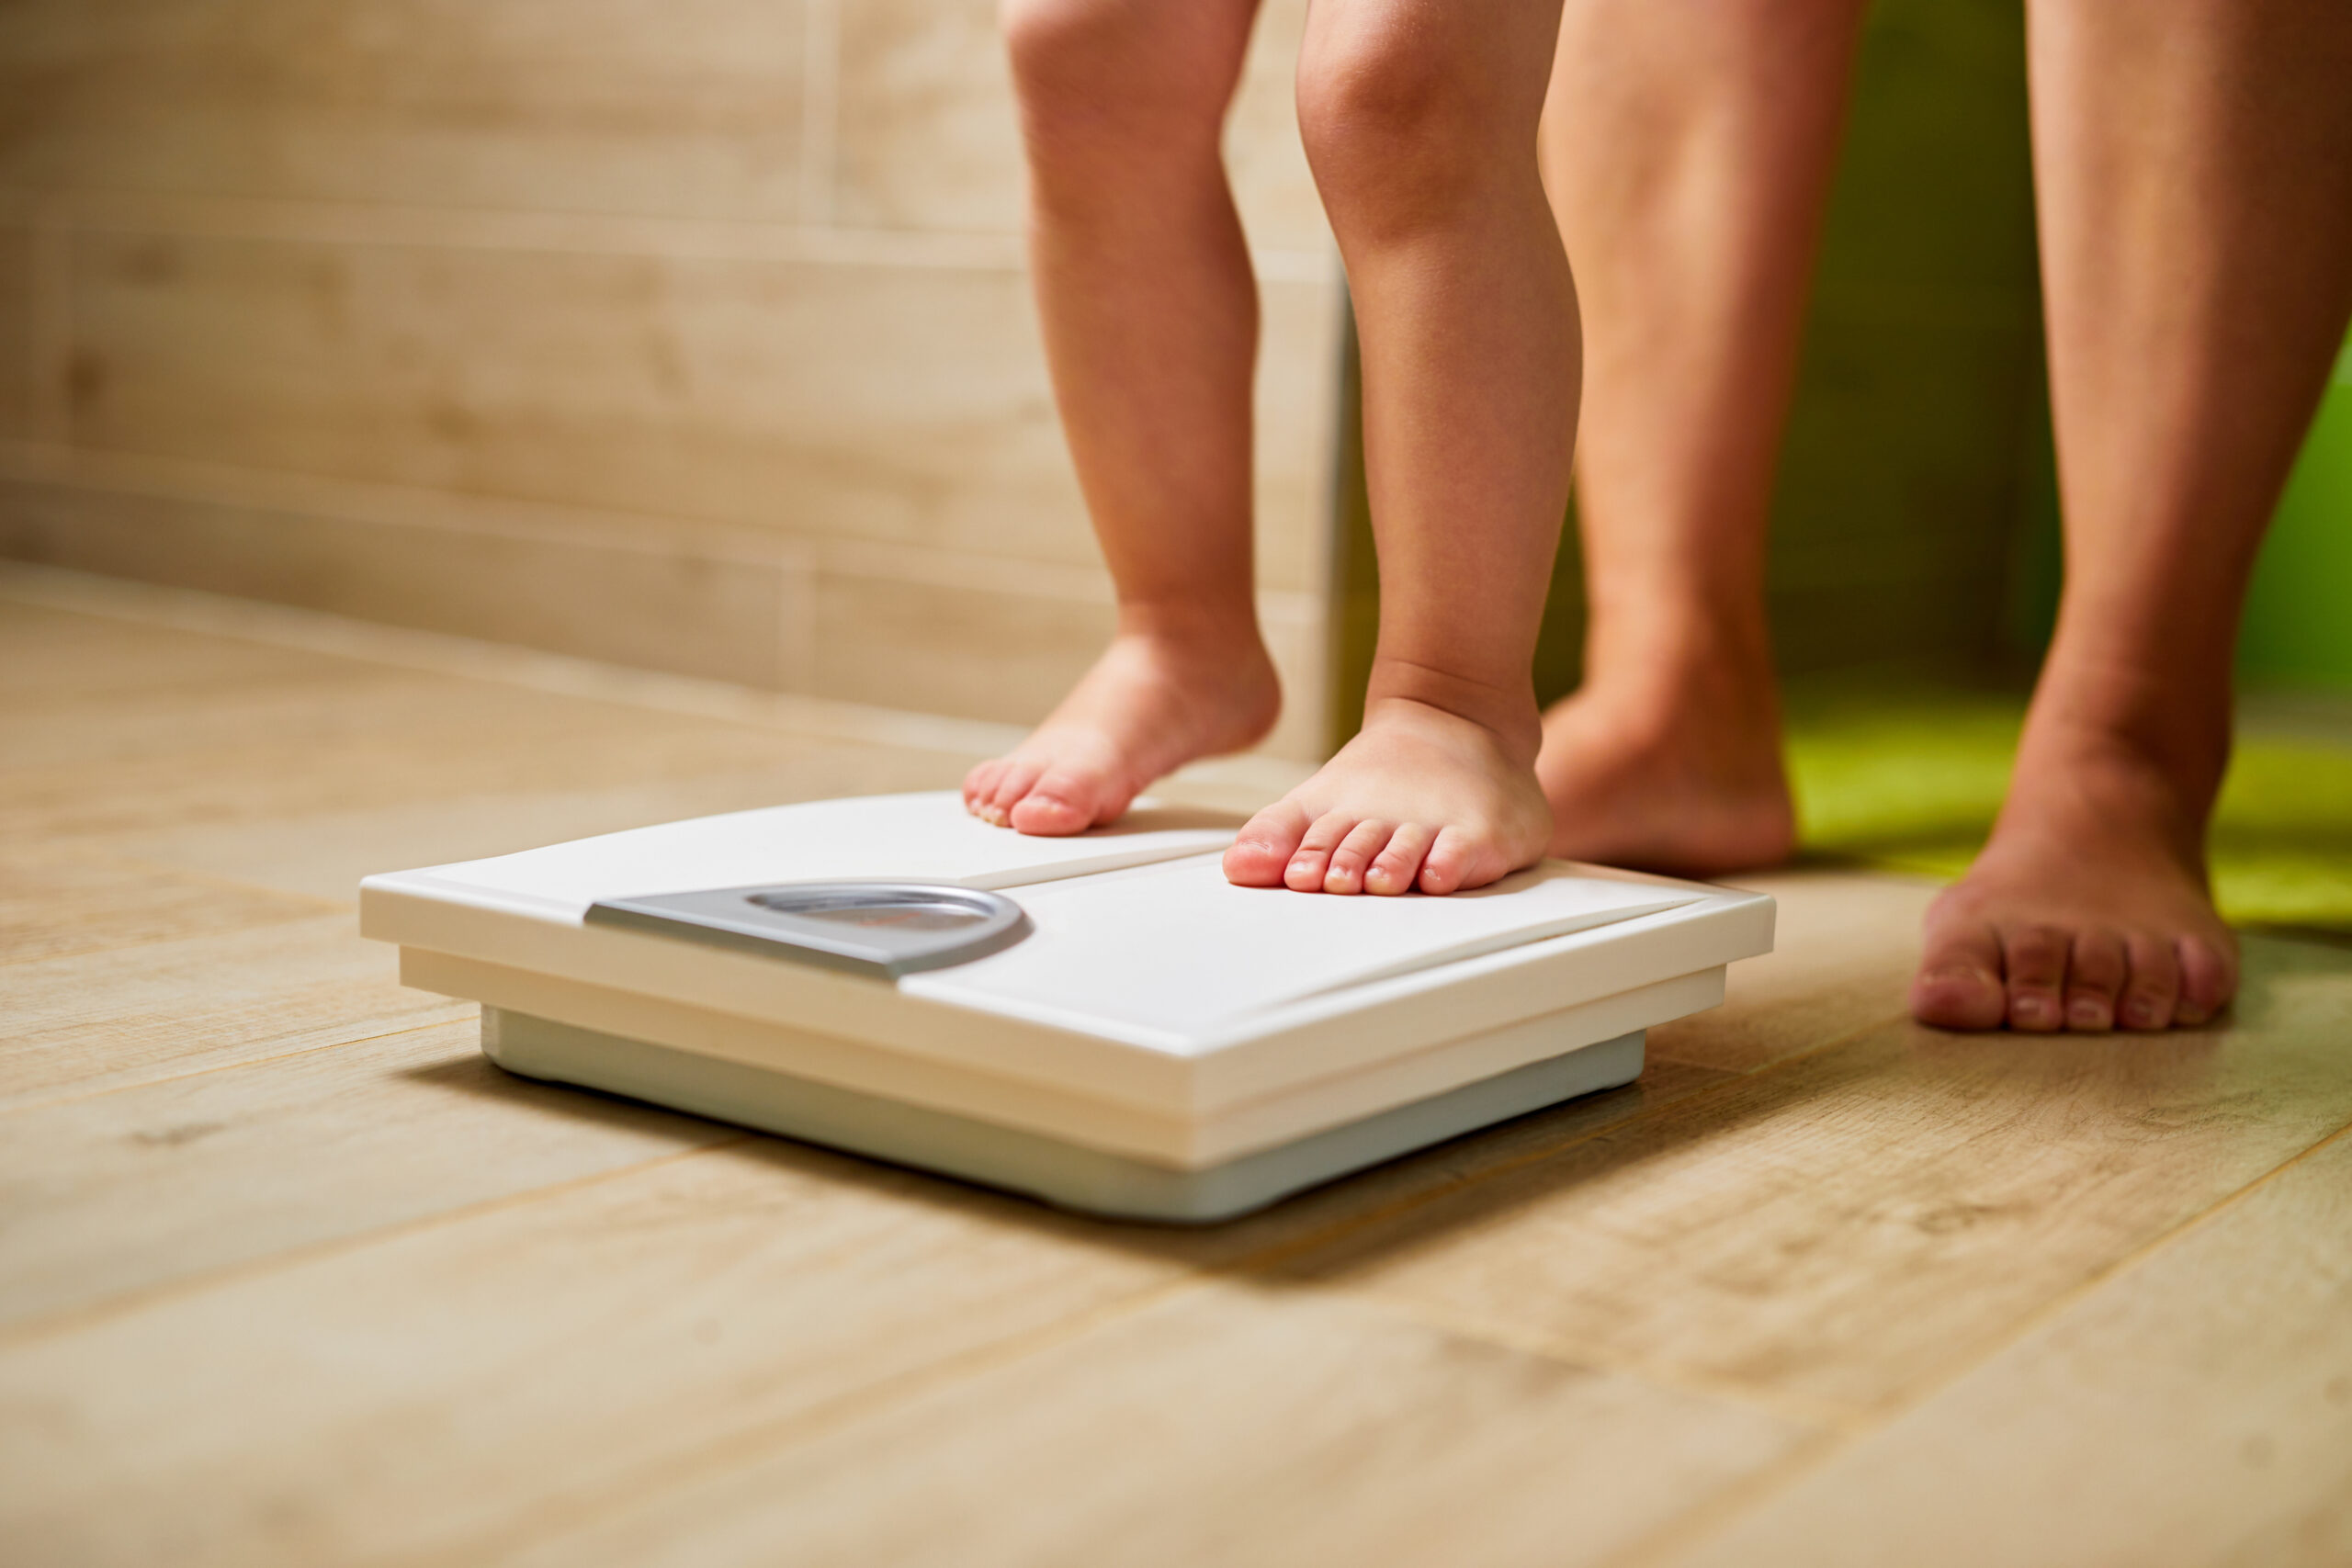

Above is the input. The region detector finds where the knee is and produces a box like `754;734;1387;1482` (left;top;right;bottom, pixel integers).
1295;5;1521;228
1001;0;1230;174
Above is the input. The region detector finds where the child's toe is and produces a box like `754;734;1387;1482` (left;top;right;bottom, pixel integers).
1008;767;1109;836
1225;801;1312;887
1284;810;1355;892
980;760;1046;826
1365;823;1435;895
1321;819;1395;895
962;761;1002;813
1416;825;1486;895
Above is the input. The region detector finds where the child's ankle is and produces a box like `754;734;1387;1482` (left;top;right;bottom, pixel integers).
1363;658;1543;764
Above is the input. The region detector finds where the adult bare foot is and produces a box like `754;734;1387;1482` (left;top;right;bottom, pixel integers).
1535;641;1797;877
1223;695;1553;896
1909;728;2239;1032
963;621;1279;836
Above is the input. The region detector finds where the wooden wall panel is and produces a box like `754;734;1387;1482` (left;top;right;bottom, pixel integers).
0;227;32;437
62;230;1339;594
0;471;800;688
0;0;807;221
0;1;1348;755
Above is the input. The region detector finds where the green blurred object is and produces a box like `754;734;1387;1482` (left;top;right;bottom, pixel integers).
2239;344;2352;688
1789;686;2352;931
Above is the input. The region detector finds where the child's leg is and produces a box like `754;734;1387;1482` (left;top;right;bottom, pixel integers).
965;0;1279;835
1912;0;2352;1031
1222;0;1572;896
1533;0;1866;875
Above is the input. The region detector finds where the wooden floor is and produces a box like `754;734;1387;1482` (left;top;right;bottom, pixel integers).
6;563;2350;1568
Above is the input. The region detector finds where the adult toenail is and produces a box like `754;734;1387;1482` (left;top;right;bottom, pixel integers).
2069;998;2104;1026
2125;999;2158;1027
2015;996;2052;1023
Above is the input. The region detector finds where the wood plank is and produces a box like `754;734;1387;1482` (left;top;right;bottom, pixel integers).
0;914;464;1109
62;231;1340;596
1668;1127;2352;1568
1269;932;2352;1419
0;0;806;222
0;661;877;843
501;1284;1812;1568
0;1141;1199;1568
0;470;802;689
0;597;334;706
0;843;328;965
1648;867;1939;1074
0;1018;738;1332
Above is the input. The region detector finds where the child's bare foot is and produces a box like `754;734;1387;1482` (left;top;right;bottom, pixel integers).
1910;726;2239;1032
1223;695;1552;896
963;621;1279;836
1535;635;1797;877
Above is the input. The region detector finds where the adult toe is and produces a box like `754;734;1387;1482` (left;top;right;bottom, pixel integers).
2175;931;2239;1026
2119;931;2181;1031
2063;928;2126;1032
2000;922;2071;1032
1909;916;2007;1031
1225;801;1312;887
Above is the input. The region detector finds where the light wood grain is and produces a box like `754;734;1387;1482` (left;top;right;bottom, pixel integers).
0;842;328;965
1274;933;2352;1418
0;1141;1195;1568
0;0;807;221
60;230;1342;592
1669;1125;2352;1568
0;468;806;688
0;915;464;1110
0;1018;743;1332
503;1283;1811;1568
0;660;864;843
1648;868;1939;1074
68;231;1093;563
0;596;332;705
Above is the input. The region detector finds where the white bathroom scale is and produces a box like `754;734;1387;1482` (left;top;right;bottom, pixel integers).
360;791;1773;1223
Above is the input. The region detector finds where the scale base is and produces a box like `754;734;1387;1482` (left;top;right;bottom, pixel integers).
483;1008;1645;1224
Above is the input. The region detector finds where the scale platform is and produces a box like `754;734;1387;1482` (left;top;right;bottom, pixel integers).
360;792;1774;1222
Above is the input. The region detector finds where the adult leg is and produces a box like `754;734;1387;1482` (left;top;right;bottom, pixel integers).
1533;0;1867;875
1223;0;1570;895
965;0;1279;835
1913;0;2352;1031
